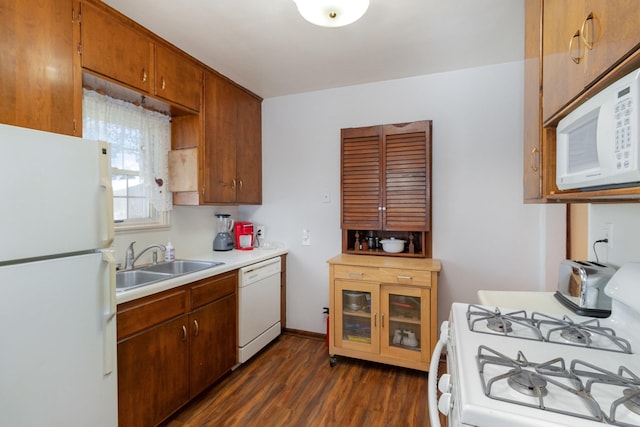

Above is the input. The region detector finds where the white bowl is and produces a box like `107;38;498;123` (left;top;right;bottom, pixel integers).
379;238;406;253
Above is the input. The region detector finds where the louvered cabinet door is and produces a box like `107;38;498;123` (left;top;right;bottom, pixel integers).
382;121;431;231
341;126;383;230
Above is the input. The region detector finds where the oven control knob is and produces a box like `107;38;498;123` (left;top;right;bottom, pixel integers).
438;373;451;393
438;392;452;416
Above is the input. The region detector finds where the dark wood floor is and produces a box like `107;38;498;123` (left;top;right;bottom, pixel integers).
163;333;431;427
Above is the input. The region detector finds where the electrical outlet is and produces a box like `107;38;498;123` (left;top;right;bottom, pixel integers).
256;225;265;240
302;229;311;246
605;222;613;248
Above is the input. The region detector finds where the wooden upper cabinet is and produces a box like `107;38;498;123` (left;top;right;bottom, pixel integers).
235;88;262;204
341;121;431;232
80;1;153;93
542;0;640;121
202;70;262;205
523;0;543;202
155;44;202;112
79;1;202;112
0;0;79;135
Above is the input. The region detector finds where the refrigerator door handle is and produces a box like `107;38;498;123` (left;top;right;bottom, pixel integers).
98;141;115;248
102;250;117;376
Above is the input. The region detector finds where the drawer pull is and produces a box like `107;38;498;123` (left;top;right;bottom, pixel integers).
181;325;187;341
382;313;385;327
193;319;199;336
396;275;413;281
348;271;364;277
374;313;377;327
141;68;148;83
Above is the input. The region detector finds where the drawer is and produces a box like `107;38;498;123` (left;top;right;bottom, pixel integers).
117;289;188;340
191;271;236;309
333;265;380;282
378;267;431;287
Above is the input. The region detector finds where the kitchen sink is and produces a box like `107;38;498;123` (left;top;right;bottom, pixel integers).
116;260;224;292
142;260;223;275
116;270;173;291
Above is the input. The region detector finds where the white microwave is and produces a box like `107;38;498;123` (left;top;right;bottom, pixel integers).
556;68;640;190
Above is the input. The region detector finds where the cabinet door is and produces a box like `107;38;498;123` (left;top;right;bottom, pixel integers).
524;0;543;202
382;121;431;231
118;315;190;427
341;126;382;230
235;88;262;204
583;0;640;84
542;0;586;121
80;1;153;93
334;280;380;354
380;285;431;364
155;44;202;111
0;0;78;135
189;292;237;398
203;71;237;203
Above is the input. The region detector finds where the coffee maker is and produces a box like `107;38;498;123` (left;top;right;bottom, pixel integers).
234;221;254;250
213;213;235;251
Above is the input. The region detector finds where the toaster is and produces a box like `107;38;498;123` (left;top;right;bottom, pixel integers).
554;260;617;318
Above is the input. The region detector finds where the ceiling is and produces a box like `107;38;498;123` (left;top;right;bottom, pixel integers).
102;0;525;99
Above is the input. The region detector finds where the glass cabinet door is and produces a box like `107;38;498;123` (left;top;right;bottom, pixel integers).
381;285;430;362
334;280;379;353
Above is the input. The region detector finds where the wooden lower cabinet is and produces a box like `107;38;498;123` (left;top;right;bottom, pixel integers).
328;254;441;372
117;271;237;427
118;315;190;427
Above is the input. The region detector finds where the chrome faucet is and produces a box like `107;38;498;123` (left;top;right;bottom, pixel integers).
124;242;167;269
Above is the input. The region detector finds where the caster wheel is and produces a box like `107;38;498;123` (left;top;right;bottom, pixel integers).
329;355;337;367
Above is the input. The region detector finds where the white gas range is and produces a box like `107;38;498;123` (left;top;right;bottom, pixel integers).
429;263;640;427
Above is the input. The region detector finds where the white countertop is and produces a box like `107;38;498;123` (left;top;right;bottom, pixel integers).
477;290;574;316
116;247;288;304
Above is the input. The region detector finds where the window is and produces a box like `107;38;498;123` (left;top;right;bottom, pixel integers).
82;89;172;229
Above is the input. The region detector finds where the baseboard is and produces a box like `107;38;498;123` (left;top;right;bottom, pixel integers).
283;328;325;341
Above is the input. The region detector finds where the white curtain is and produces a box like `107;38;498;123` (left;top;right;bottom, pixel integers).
82;89;172;212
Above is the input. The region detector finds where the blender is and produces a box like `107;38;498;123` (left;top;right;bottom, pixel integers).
213;213;235;251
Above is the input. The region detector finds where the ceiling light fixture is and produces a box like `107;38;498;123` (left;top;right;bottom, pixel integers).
293;0;370;28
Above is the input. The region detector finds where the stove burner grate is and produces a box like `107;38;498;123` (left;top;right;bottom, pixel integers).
477;346;605;423
572;360;640;425
534;313;633;354
467;304;543;341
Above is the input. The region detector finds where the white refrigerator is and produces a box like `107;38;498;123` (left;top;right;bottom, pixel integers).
0;123;118;426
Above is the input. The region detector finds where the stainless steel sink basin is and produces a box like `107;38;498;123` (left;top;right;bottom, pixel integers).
142;260;223;275
116;270;172;291
116;260;224;292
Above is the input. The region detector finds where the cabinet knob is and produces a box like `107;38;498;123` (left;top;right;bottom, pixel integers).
193;319;199;336
141;69;148;83
161;77;166;91
181;325;187;341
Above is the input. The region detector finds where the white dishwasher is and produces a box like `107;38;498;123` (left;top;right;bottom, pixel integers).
238;257;282;364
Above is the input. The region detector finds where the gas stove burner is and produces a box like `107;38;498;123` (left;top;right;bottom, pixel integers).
622;388;640;415
507;371;548;397
560;327;591;344
487;317;513;333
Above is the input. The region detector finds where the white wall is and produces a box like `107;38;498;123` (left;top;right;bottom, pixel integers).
587;204;640;266
241;61;566;333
